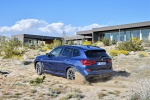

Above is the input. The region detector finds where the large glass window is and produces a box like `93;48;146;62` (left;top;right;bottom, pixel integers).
125;31;131;41
120;31;125;41
104;33;111;39
141;28;150;41
132;30;140;38
111;32;119;41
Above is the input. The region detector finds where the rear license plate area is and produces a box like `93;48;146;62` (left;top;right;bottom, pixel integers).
97;62;106;65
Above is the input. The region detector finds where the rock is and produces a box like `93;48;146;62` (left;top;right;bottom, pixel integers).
129;51;135;55
118;54;126;57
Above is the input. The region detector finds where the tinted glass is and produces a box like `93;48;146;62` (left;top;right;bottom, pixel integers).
141;28;150;40
73;49;80;57
50;47;62;57
132;30;140;38
61;48;73;57
126;30;131;41
85;50;108;57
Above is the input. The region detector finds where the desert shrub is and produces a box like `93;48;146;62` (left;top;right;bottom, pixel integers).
138;52;148;58
142;40;150;47
102;38;111;46
30;76;46;85
0;38;25;58
82;41;92;45
92;40;101;46
109;49;120;56
68;41;74;45
43;44;50;51
129;78;150;100
111;40;117;45
47;39;62;49
65;93;84;100
97;92;107;99
119;50;129;55
109;49;129;56
116;38;143;51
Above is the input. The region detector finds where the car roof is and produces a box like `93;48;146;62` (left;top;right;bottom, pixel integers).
58;45;104;51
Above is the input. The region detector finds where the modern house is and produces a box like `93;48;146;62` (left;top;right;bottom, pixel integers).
12;34;62;46
76;21;150;43
11;21;150;45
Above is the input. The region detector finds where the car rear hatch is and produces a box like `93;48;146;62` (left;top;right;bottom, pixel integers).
81;50;112;72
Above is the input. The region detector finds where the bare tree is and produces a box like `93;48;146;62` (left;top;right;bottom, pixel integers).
62;30;66;44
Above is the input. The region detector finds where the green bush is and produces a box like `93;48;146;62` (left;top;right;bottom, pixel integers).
111;40;117;45
109;49;119;56
68;41;74;45
0;38;25;58
47;39;62;49
102;38;111;46
30;76;46;84
116;38;143;51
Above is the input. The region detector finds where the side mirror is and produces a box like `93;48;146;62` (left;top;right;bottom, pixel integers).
46;53;51;57
46;53;54;58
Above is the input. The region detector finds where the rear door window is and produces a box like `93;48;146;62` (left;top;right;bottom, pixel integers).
85;50;108;57
73;49;80;57
60;47;73;57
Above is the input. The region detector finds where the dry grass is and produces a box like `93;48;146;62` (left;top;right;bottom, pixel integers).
0;47;150;100
129;78;150;100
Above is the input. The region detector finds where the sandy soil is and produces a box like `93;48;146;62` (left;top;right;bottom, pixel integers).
0;49;150;100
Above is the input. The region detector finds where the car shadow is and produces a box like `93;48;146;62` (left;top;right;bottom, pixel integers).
112;70;130;77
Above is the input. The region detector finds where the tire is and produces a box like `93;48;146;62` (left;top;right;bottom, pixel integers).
66;68;76;80
36;62;43;75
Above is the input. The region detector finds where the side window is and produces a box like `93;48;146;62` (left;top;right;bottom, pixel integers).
73;49;80;57
60;48;73;57
50;47;62;57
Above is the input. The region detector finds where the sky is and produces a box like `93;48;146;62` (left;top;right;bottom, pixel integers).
0;0;150;37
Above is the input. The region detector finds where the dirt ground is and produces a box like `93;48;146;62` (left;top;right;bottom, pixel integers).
0;49;150;100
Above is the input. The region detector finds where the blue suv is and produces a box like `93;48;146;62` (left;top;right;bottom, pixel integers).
34;45;113;80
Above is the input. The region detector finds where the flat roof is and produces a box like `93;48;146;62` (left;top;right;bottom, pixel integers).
76;30;93;35
13;34;62;40
77;21;150;35
93;21;150;32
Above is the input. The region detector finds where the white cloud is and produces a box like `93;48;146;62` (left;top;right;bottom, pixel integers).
77;23;103;31
0;19;104;37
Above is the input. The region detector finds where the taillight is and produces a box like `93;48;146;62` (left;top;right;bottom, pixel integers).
80;59;96;66
107;59;112;63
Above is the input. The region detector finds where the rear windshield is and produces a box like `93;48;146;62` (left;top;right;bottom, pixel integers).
85;50;108;57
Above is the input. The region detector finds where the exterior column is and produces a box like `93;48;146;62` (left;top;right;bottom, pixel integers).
118;29;120;41
124;34;126;41
140;29;142;40
110;34;113;41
